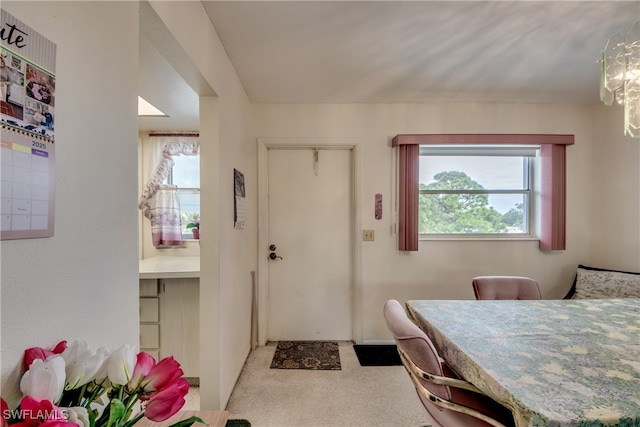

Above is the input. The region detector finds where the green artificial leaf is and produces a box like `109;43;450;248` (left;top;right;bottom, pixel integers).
122;413;145;427
88;407;96;427
106;399;126;427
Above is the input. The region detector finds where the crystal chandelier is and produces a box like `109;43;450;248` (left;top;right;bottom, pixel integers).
601;22;640;138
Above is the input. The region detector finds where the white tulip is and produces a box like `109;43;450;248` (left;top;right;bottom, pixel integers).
64;343;108;390
20;355;66;403
61;341;86;365
92;347;111;383
66;406;90;427
107;344;136;385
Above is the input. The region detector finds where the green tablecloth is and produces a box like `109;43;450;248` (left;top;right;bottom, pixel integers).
406;299;640;427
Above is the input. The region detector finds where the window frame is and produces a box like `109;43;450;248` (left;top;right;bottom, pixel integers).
418;146;535;238
166;156;200;240
392;134;574;251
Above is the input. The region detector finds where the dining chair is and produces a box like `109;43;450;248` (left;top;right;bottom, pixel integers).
472;276;541;300
383;299;515;427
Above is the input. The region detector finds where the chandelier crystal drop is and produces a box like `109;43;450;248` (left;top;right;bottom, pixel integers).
601;22;640;138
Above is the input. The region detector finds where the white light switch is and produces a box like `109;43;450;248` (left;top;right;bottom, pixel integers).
363;229;375;241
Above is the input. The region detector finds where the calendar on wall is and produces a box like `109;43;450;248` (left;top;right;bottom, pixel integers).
1;9;56;240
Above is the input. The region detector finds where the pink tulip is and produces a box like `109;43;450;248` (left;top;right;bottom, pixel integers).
142;356;183;393
23;341;67;369
127;352;156;392
143;378;189;422
13;421;77;427
14;397;73;427
19;396;64;421
38;422;77;427
2;398;9;427
51;342;68;354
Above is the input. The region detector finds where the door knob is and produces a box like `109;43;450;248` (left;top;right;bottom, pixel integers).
269;252;283;260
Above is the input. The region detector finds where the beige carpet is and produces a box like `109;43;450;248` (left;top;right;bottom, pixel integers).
223;342;431;427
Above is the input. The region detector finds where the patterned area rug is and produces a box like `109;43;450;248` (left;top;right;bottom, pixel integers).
270;341;341;370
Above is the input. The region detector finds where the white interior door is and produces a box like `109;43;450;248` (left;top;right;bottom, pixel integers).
267;147;352;341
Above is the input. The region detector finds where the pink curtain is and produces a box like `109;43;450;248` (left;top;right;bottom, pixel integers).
539;144;567;251
398;144;419;251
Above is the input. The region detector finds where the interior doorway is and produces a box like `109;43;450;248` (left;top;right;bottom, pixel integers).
138;1;219;409
267;147;353;340
257;139;362;345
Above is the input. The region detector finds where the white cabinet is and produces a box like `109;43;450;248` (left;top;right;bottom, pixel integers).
159;278;199;378
140;279;160;361
139;278;199;378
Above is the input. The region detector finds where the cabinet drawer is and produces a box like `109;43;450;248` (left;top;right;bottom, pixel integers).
140;279;158;297
140;298;159;322
140;324;159;349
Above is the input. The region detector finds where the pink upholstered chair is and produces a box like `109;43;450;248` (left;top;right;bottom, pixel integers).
383;300;515;427
472;276;541;300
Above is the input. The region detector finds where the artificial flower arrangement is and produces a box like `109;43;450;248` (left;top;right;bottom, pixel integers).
1;341;203;427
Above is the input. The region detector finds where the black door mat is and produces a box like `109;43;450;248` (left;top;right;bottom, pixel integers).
353;344;402;366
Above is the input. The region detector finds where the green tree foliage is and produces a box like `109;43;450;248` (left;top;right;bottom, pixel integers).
502;203;524;229
419;171;508;233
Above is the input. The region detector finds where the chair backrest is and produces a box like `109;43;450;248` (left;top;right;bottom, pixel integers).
383;299;451;401
383;299;515;427
472;276;541;300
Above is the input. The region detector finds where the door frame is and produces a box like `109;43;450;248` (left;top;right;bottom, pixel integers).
257;138;363;345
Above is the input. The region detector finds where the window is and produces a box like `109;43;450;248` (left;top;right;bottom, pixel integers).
392;134;574;251
419;145;537;236
139;135;200;248
167;154;200;238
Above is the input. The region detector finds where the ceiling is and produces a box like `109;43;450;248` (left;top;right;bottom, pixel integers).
202;1;639;104
138;34;200;132
139;1;640;131
138;1;201;132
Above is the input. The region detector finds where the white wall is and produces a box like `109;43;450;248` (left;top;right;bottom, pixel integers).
253;103;596;342
1;1;139;405
591;104;640;270
147;1;257;410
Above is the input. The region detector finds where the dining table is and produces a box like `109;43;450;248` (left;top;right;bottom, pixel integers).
406;298;640;427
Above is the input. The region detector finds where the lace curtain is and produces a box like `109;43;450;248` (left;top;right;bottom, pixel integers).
139;135;199;248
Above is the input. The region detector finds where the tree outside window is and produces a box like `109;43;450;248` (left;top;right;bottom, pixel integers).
419;150;531;236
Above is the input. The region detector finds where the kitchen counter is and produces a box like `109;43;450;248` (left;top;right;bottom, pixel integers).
139;256;200;279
